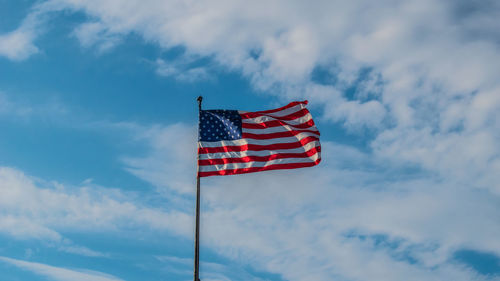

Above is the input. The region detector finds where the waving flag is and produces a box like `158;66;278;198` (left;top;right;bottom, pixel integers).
197;101;321;177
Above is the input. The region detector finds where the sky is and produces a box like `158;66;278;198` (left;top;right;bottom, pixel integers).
0;0;499;280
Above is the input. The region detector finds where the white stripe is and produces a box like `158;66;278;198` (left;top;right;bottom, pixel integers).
199;132;319;148
199;140;320;160
242;125;319;135
199;153;320;172
242;112;312;126
238;103;307;118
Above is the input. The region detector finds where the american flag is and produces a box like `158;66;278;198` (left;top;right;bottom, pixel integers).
197;101;321;177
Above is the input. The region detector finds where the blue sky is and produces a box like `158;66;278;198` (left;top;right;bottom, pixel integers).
0;1;499;281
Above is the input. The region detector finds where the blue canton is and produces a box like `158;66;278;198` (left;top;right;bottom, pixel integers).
199;110;242;142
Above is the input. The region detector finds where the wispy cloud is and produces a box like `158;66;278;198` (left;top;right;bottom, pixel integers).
0;2;53;61
0;256;125;281
122;123;500;281
122;123;197;196
0;166;191;253
0;27;39;61
0;91;68;119
155;58;214;82
72;21;122;53
57;240;109;257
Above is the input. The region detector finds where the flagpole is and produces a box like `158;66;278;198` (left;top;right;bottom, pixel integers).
194;96;203;281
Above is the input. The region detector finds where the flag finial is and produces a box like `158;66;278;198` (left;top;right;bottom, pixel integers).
197;96;203;111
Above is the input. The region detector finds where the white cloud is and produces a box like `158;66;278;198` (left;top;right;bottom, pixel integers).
123;123;500;281
122;123;197;196
73;21;122;52
3;0;500;279
0;28;39;61
18;0;496;195
57;239;109;257
0;115;497;281
0;256;124;281
0;3;50;61
199;155;499;281
0;166;191;251
11;0;499;155
155;58;214;82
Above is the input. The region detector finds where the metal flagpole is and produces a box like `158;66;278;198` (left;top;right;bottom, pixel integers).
194;96;203;281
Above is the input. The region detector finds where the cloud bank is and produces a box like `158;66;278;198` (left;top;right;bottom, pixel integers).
1;0;499;280
5;0;497;192
0;166;191;244
126;124;500;281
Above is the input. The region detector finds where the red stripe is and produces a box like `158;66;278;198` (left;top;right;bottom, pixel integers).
198;145;321;165
242;119;316;130
242;129;320;140
198;136;319;154
241;108;309;120
241;100;308;116
198;158;321;177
